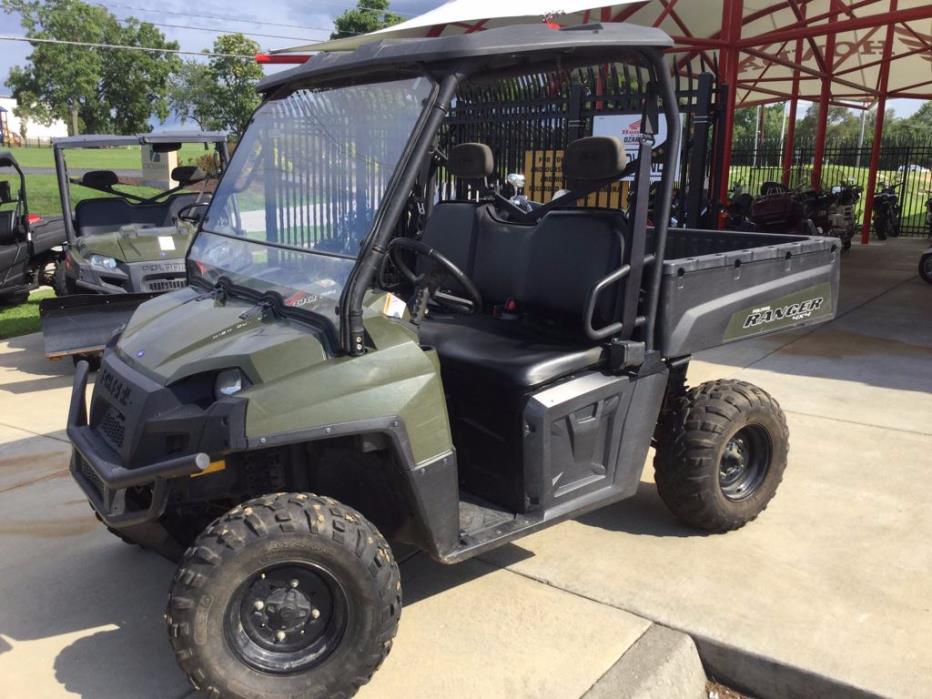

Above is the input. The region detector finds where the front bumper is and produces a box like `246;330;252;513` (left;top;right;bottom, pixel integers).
75;259;187;294
68;360;210;527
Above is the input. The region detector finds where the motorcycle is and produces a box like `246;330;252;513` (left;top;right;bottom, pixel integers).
924;189;932;237
749;182;818;236
828;180;862;251
722;181;757;231
872;180;901;240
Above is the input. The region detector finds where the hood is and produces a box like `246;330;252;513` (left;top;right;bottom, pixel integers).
77;223;195;264
116;287;331;385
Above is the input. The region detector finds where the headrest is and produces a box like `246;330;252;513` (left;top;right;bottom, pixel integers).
448;143;494;179
0;181;13;204
563;136;625;182
171;165;206;185
80;170;119;189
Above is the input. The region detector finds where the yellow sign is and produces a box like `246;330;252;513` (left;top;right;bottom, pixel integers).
523;150;628;209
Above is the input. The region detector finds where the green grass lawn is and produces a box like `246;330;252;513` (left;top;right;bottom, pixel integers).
7;143;212;170
0;288;54;339
0;173;163;217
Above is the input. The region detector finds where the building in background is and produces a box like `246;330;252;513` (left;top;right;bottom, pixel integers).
0;95;68;146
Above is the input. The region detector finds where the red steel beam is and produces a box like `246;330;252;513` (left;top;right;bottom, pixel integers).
811;7;837;189
255;53;309;64
860;0;898;246
740;46;877;96
782;32;804;185
739;4;932;47
717;0;744;213
834;43;932;77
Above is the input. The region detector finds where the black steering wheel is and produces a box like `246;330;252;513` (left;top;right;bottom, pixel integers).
386;237;483;323
177;200;211;223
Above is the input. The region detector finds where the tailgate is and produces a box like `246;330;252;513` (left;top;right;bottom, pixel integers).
658;231;841;356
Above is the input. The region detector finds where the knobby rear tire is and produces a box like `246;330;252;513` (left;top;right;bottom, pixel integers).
653;379;789;532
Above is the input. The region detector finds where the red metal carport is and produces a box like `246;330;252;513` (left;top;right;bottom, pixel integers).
268;0;932;243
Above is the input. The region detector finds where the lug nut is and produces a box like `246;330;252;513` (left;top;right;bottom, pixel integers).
253;600;265;611
275;631;286;642
311;608;321;620
290;579;299;588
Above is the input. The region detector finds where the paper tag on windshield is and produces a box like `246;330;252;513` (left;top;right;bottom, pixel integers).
158;236;176;252
382;293;407;319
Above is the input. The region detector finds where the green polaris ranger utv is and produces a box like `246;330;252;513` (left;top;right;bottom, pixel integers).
0;151;67;306
66;24;841;699
39;131;228;365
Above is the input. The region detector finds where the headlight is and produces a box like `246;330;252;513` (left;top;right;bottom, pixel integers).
88;254;118;270
215;368;247;399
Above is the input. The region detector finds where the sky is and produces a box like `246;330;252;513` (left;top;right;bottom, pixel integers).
0;0;923;121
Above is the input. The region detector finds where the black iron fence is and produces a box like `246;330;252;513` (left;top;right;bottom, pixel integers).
730;137;932;237
442;66;715;227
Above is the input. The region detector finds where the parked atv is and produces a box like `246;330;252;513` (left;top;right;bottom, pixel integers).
0;151;66;306
39;132;228;364
65;24;841;699
872;180;901;240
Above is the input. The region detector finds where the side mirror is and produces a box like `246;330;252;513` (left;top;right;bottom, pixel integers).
0;181;13;204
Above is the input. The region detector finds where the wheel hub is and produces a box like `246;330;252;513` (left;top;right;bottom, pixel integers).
227;562;346;673
718;426;772;501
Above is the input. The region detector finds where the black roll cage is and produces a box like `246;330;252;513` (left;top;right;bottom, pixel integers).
333;46;680;355
0;151;30;235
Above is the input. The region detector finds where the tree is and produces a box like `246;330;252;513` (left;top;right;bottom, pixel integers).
12;90;40;141
169;34;263;138
2;0;180;134
331;0;402;40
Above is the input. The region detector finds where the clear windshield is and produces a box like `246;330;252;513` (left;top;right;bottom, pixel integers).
189;76;434;317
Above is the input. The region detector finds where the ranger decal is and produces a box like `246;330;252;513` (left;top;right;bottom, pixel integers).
742;297;824;329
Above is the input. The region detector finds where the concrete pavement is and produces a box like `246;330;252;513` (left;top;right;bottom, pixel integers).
0;237;929;697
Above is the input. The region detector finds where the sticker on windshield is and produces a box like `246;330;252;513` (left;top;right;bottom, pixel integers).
158;236;176;252
382;293;407;319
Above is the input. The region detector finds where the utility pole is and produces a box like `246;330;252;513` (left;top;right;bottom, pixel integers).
856;103;869;168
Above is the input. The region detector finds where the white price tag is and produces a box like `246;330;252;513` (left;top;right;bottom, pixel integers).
382;293;407;319
158;236;176;252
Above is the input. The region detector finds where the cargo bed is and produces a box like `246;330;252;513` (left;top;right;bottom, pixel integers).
657;229;840;356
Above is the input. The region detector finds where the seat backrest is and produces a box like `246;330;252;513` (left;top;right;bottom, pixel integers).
0;210;16;244
74;192;200;236
522;209;626;331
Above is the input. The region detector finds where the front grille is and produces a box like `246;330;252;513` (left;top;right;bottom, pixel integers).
145;278;186;293
98;409;126;449
79;457;105;498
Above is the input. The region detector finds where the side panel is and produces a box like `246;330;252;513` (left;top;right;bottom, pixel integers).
659;232;840;356
523;368;668;514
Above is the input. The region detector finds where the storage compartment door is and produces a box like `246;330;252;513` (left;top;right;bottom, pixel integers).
523;370;667;511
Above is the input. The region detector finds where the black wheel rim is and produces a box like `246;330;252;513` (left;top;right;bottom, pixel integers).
225;561;348;674
719;425;772;501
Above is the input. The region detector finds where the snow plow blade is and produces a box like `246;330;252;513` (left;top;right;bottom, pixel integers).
39;293;158;359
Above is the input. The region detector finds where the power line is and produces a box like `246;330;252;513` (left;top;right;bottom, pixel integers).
0;34;256;58
109;14;323;43
98;0;414;30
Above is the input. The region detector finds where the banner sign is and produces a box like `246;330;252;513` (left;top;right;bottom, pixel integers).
592;113;680;181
